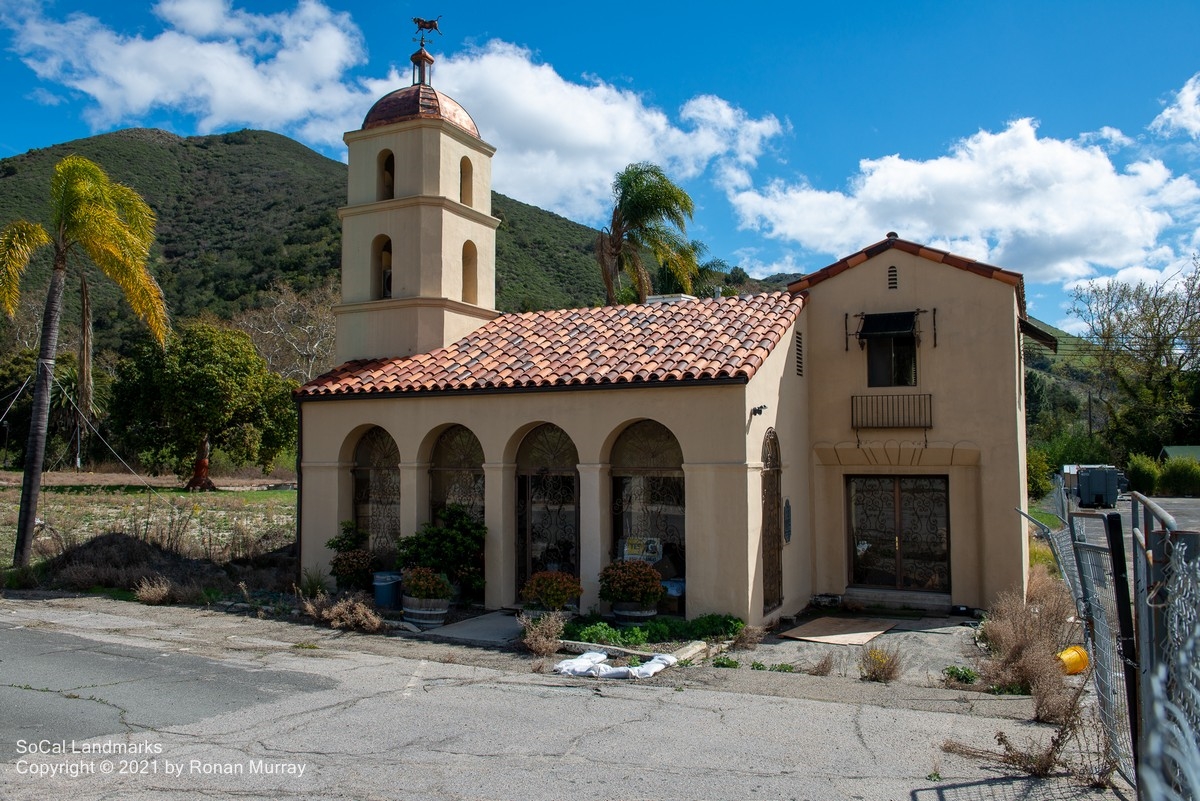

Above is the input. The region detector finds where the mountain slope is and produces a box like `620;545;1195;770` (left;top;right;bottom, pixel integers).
0;128;606;354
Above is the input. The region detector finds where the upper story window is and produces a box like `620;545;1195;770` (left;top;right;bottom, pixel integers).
857;311;918;387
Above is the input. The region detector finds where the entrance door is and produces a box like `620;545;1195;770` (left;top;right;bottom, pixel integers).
847;476;949;592
761;429;783;613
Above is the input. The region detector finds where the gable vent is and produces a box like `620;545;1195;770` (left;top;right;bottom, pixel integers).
795;330;804;376
887;265;898;289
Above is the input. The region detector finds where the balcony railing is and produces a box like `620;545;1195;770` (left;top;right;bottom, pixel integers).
851;394;933;429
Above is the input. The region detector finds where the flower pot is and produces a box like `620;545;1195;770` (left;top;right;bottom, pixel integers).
402;595;451;629
612;601;657;627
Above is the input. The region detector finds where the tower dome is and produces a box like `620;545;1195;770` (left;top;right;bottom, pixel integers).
361;46;479;138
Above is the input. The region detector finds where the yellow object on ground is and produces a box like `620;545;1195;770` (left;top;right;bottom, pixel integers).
1058;645;1089;675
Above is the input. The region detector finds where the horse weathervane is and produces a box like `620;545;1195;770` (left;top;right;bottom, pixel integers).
413;15;442;47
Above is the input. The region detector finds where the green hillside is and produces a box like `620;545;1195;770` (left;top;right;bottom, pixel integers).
0;127;606;354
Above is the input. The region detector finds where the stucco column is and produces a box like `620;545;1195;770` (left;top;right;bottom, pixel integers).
577;463;608;611
398;460;430;537
298;459;348;575
483;462;515;609
682;462;752;621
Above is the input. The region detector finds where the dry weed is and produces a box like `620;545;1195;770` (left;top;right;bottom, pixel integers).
134;575;173;605
517;611;565;657
979;564;1078;722
806;652;835;676
302;591;386;633
858;644;903;682
731;624;766;650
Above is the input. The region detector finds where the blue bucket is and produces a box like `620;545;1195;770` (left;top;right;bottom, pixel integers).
373;571;402;609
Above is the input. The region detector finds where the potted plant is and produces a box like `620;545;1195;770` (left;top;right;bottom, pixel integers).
599;559;664;626
395;505;486;602
401;566;454;629
327;521;378;592
520;570;583;612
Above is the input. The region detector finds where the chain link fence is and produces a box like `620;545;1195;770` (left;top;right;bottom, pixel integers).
1038;489;1200;799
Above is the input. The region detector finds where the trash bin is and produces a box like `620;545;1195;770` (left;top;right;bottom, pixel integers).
1077;466;1119;508
373;571;402;609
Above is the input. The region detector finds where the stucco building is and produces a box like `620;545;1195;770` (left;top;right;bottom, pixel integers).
296;44;1051;625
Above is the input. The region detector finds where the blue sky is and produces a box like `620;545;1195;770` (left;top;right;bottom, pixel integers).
5;1;1200;330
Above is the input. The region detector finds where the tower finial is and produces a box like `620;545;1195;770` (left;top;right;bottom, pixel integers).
411;16;442;85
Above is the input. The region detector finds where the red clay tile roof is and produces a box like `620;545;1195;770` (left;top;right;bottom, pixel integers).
788;235;1028;316
298;292;804;398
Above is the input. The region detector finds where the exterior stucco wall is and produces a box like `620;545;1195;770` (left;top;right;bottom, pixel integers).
741;311;811;623
801;250;1028;609
298;378;804;624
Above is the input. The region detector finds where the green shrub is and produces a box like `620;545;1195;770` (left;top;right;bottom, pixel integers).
1159;456;1200;496
687;613;745;639
942;665;980;685
396;505;486;599
563;612;746;645
329;549;377;592
1125;453;1161;495
711;655;739;668
1027;446;1053;501
326;520;368;553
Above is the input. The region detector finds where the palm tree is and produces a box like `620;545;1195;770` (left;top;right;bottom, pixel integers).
595;162;698;304
0;155;168;567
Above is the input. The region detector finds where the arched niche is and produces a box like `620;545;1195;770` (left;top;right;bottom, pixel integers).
610;419;686;615
459;156;473;207
371;235;392;299
377;150;395;201
352;426;401;555
515;423;580;592
462;240;478;305
429;424;484;522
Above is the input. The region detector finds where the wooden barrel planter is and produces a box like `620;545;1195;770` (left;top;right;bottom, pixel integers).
402;596;451;629
612;602;657;628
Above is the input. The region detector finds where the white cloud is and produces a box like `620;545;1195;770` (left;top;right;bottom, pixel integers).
6;4;783;225
435;42;782;222
9;0;373;147
729;118;1200;283
1152;73;1200;138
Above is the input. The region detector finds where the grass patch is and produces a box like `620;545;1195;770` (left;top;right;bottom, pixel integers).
1028;509;1064;530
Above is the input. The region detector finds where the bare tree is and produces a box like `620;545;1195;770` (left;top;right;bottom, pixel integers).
233;278;338;382
1070;263;1200;455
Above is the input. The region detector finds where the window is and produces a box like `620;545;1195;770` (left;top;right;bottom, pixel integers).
868;335;916;387
858;311;918;387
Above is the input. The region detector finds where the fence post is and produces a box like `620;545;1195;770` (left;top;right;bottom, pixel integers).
1102;511;1139;768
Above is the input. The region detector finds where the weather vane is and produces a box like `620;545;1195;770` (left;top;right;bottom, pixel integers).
413;15;442;48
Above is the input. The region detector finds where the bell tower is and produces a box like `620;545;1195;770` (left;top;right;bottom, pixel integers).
335;34;500;362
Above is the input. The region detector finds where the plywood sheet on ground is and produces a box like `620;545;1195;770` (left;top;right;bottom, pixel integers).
779;616;897;645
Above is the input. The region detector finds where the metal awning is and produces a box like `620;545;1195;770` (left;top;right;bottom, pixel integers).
857;311;918;338
1019;318;1058;353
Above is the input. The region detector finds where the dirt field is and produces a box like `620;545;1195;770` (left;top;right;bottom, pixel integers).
0;468;295;490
